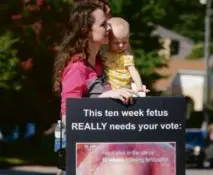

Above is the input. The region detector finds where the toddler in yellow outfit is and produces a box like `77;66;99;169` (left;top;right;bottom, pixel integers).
102;17;147;96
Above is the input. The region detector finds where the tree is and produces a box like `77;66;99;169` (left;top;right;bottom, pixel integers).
157;0;206;42
0;0;73;141
187;42;213;59
0;0;170;139
0;32;20;92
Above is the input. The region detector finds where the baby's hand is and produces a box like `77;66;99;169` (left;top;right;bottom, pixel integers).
137;85;150;93
131;83;150;97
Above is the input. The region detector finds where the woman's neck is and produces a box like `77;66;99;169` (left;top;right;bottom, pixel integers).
87;40;100;67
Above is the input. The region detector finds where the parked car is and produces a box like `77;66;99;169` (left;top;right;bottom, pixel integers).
0;123;36;142
185;128;208;168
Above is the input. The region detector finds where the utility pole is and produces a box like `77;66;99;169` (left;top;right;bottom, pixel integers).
200;0;212;129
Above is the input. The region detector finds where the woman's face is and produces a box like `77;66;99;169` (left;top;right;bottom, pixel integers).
90;8;108;45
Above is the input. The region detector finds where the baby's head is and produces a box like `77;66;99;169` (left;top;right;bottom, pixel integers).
108;17;129;53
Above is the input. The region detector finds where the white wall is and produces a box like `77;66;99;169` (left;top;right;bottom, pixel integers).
169;72;213;111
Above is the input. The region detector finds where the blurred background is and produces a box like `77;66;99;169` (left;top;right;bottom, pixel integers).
0;0;213;174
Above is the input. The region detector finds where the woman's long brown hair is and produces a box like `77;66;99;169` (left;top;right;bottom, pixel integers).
80;0;109;15
53;3;99;94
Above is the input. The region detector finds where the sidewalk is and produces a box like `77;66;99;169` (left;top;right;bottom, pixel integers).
1;166;213;175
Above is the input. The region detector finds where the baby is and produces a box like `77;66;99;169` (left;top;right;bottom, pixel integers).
102;17;148;96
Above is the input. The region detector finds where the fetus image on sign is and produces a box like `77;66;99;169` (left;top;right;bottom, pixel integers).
76;142;176;175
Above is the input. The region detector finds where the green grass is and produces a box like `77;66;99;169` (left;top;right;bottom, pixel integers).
0;157;26;164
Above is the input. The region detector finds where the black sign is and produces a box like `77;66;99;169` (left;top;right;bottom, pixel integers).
66;97;185;175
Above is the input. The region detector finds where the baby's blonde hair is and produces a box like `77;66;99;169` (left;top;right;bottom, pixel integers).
108;17;129;38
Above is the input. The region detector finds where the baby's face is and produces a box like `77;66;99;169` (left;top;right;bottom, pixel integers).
109;34;129;53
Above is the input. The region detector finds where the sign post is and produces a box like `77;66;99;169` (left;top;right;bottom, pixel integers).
66;97;185;175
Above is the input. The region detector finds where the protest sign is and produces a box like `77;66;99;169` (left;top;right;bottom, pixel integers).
66;97;185;175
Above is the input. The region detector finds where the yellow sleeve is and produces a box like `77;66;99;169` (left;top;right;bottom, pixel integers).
122;54;135;67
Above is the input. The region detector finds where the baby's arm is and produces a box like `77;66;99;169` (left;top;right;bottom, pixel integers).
128;65;143;88
122;54;143;89
123;54;149;96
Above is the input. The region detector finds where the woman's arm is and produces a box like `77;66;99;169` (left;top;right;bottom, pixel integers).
62;68;86;98
61;66;87;116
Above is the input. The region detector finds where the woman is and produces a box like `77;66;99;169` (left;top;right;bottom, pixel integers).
53;3;134;120
53;3;135;174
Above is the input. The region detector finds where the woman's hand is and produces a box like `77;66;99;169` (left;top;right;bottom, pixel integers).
99;88;135;104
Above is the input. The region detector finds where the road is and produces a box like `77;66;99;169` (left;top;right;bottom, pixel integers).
0;166;57;175
0;167;213;175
